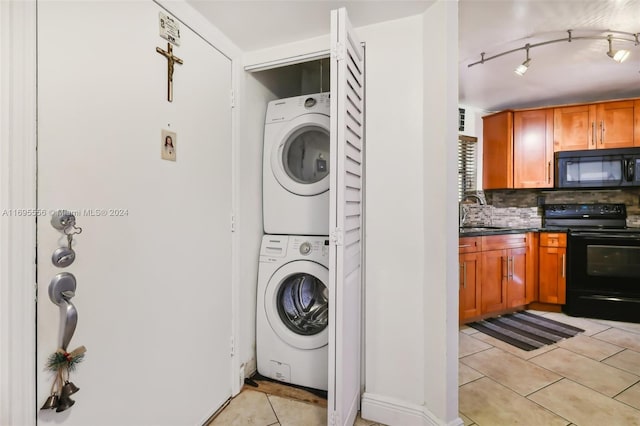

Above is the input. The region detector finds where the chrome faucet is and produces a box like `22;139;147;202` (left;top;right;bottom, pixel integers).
461;194;486;205
459;194;486;227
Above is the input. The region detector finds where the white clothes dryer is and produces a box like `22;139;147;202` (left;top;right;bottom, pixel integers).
263;93;330;236
256;234;329;391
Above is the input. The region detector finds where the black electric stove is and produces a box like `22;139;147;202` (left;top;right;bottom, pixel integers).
543;203;640;323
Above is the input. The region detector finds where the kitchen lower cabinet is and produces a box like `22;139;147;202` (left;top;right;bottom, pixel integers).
539;233;567;304
459;232;536;322
480;233;530;314
459;237;482;321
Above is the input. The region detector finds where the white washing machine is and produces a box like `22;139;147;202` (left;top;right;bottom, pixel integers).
263;93;330;236
256;234;329;391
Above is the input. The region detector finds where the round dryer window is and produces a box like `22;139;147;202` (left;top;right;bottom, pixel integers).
271;114;330;196
277;272;328;336
264;260;329;350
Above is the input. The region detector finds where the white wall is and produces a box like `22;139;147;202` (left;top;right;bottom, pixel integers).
235;73;277;379
359;15;426;405
358;4;460;424
422;1;459;423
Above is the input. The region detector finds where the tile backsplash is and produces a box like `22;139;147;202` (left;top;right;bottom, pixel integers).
461;188;640;228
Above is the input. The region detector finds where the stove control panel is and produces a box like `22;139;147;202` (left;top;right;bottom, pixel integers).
543;203;626;219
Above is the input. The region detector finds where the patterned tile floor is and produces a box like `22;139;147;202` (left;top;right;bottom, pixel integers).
206;388;383;426
208;311;640;426
459;310;640;426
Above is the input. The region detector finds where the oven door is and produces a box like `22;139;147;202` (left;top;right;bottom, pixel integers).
566;231;640;322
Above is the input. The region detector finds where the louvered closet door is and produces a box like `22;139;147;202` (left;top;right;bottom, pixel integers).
328;7;364;426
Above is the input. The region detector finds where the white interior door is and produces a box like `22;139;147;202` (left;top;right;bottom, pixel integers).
36;2;232;425
328;7;365;426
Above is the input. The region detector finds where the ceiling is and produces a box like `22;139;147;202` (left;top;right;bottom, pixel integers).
186;0;640;113
460;0;640;112
186;1;434;51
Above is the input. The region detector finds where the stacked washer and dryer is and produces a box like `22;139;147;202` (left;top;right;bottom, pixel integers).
257;93;331;391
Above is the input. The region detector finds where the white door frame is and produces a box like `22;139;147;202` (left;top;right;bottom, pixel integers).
0;2;243;424
0;1;38;425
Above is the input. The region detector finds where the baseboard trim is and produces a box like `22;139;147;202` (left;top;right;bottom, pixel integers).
361;392;463;426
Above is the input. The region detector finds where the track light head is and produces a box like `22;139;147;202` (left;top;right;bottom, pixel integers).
514;59;531;76
607;35;631;63
514;45;531;76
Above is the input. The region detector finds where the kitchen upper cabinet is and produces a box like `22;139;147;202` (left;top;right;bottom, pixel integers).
481;233;529;314
459;237;482;322
514;109;554;188
596;100;635;149
554;101;634;150
483;111;513;189
554;104;597;151
539;233;567;304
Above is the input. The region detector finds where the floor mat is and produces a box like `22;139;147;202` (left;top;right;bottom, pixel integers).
467;311;585;351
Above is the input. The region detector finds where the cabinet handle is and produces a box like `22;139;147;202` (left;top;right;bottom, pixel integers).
459;244;473;248
508;256;513;279
463;262;467;289
502;256;508;280
562;253;566;278
600;120;605;144
547;161;551;184
592;122;596;147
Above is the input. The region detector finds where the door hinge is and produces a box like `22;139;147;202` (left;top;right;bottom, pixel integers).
330;228;344;246
230;212;236;232
230;336;235;356
230;89;236;108
331;42;346;61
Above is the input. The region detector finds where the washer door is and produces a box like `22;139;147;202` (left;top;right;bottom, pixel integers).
270;114;330;196
264;260;329;350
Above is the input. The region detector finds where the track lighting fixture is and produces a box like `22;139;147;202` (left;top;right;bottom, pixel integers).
514;44;531;76
468;29;639;72
607;34;630;63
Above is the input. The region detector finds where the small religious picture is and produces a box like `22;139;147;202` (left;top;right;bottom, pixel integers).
161;129;177;161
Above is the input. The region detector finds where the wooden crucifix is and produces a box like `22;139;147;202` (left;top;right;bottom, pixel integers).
156;43;183;102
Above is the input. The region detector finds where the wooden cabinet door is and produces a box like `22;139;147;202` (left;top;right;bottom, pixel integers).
483;111;513;189
507;247;527;308
539;246;567;304
481;249;507;313
596;100;635;149
553;105;596;151
460;252;481;321
514;109;554;188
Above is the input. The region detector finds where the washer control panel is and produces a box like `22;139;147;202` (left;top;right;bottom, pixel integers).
299;241;312;255
290;237;330;259
259;235;330;263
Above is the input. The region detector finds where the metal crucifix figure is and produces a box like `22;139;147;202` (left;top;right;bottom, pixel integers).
155;43;183;102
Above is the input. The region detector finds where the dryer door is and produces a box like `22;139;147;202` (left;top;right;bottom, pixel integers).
264;260;329;350
270;114;330;196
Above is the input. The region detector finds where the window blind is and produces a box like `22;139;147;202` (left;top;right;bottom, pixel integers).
458;135;478;201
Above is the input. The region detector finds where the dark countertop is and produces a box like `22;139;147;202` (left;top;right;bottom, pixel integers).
459;226;567;237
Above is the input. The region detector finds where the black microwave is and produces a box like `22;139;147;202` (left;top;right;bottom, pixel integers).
556;147;640;188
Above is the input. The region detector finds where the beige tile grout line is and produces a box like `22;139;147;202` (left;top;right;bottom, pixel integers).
265;394;282;426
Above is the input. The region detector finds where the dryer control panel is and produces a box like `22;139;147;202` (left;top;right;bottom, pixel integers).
265;92;330;124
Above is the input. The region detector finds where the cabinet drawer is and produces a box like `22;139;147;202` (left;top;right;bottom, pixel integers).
481;233;527;250
459;237;481;253
540;233;567;247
